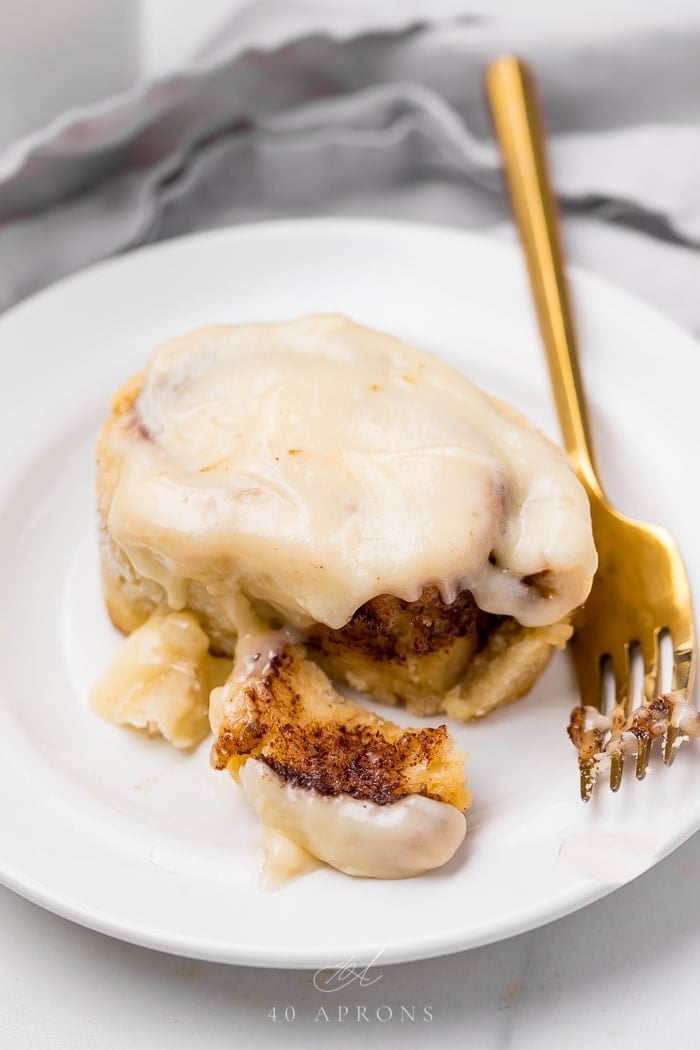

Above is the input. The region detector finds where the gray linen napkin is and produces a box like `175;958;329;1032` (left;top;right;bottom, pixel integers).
2;2;700;334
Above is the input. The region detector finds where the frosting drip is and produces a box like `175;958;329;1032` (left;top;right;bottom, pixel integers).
107;315;597;631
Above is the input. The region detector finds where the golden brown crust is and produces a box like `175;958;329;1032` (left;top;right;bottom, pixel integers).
305;585;570;720
443;618;573;721
211;647;469;809
308;587;487;662
110;372;143;417
97;374;241;653
306;587;492;715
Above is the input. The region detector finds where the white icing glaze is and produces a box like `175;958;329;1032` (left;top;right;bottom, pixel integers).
231;625;301;683
91;610;231;748
107;315;597;631
238;758;467;879
258;827;321;889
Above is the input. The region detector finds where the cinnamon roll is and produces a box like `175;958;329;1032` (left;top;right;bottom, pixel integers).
92;314;597;878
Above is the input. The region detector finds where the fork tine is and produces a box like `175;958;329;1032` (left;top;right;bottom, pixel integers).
635;738;652;781
671;636;694;693
569;648;608;801
571;646;605;712
664;727;680;766
636;631;662;781
609;752;624;793
570;646;606;801
642;631;661;704
664;634;695;765
613;644;634;715
609;644;632;792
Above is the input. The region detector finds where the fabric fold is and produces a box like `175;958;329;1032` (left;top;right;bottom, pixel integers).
1;4;699;333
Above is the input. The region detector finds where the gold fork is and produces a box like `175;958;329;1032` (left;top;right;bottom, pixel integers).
485;56;697;800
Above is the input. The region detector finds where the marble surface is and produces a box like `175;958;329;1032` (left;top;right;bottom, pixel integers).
3;827;700;1048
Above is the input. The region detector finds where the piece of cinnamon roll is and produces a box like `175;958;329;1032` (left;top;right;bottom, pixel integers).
209;645;469;879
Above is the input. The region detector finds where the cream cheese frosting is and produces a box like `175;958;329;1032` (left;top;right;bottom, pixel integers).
238;758;467;879
106;315;597;635
91;610;231;747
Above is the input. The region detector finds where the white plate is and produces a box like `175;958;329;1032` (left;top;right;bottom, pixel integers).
0;218;698;968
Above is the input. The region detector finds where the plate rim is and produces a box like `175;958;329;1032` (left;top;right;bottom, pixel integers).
1;215;699;969
3;215;700;356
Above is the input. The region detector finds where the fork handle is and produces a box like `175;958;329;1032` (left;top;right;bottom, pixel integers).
485;56;604;501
